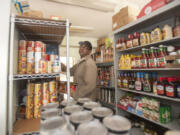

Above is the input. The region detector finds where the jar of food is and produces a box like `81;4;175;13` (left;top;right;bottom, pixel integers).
92;107;113;122
146;32;151;44
127;34;133;48
78;120;108;135
133;32;140;47
165;77;178;98
162;24;173;40
173;15;180;37
153;26;163;42
140;32;147;45
157;77;168;96
103;115;131;135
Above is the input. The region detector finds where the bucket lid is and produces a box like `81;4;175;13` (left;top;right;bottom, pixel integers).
165;131;180;135
77;98;91;104
41;108;61;119
61;99;76;107
70;111;93;124
77;120;108;135
40;116;66;131
92;107;113;118
64;105;83;115
103;115;131;133
41;103;59;111
83;101;101;110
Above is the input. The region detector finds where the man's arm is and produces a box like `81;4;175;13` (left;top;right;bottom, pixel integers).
61;63;77;76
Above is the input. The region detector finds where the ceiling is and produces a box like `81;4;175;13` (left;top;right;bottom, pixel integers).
29;0;150;38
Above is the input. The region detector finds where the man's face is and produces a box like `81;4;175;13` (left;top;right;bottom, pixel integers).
79;44;91;58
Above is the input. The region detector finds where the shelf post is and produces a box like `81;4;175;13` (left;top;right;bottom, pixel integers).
66;19;70;103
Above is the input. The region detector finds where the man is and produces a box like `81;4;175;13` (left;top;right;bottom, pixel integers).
62;41;97;100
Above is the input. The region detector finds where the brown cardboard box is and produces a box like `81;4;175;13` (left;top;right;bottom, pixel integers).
97;37;106;46
112;6;139;31
23;10;43;18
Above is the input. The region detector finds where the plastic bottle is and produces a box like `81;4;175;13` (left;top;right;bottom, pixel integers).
143;73;152;92
135;72;142;91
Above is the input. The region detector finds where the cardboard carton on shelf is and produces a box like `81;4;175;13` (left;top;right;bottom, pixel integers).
112;6;140;31
23;10;44;18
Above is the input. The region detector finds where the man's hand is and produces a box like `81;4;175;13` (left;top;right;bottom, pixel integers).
61;63;66;72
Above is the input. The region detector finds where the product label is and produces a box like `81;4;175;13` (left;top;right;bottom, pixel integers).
143;83;151;92
118;80;122;87
158;57;166;67
127;40;133;48
177;86;180;98
129;84;135;89
123;80;128;88
166;86;174;97
157;85;164;95
135;81;142;91
141;59;148;68
149;58;157;68
133;38;139;46
136;59;141;68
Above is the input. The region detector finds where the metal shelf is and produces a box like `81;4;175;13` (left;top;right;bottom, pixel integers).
117;36;180;53
13;72;65;80
118;88;180;102
97;85;115;89
96;62;114;67
12;15;67;45
118;68;180;71
113;0;180;34
118;106;180;130
98;100;115;110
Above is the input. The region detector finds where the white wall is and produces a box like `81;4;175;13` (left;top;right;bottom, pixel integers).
0;0;11;135
59;36;97;63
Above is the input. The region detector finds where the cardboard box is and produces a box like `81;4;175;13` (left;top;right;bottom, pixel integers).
112;6;139;31
97;37;107;46
23;10;43;18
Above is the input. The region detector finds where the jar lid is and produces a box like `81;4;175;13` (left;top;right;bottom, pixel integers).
49;129;74;135
61;99;76;107
77;98;91;104
70;111;93;124
83;101;101;110
41;108;61;119
40;116;66;131
64;105;83;115
92;107;113;118
103;115;131;133
77;120;108;135
41;103;59;111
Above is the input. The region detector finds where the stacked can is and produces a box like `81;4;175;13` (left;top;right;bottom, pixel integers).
49;80;57;103
35;41;42;74
34;83;42;118
27;41;35;74
40;43;47;73
42;82;50;105
53;55;61;73
18;40;27;74
26;81;34;119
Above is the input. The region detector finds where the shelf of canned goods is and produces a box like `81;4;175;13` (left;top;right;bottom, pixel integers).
9;15;71;135
113;0;180;132
96;62;114;67
13;72;65;80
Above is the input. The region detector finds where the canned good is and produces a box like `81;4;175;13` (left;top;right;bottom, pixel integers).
50;55;56;62
26;96;34;108
27;41;35;62
27;62;35;74
35;41;42;62
27;82;34;96
41;43;46;58
40;60;47;73
42;82;49;94
35;61;41;74
18;61;26;74
34;83;42;95
47;61;53;73
34;95;42;107
49;81;56;95
26;107;34;119
34;106;41;118
42;94;50;105
50;94;57;103
18;40;27;62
